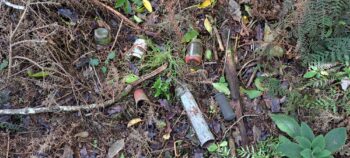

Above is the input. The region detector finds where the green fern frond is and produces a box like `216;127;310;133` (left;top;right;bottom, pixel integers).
298;0;350;65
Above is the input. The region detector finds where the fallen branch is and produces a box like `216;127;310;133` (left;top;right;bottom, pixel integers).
223;29;249;145
0;63;168;115
1;0;25;10
89;0;141;30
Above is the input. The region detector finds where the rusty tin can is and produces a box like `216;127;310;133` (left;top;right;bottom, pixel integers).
185;39;203;65
94;28;111;45
134;89;150;106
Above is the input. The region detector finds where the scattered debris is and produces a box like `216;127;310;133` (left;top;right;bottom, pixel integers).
74;131;89;138
127;118;142;127
58;8;79;25
107;139;125;158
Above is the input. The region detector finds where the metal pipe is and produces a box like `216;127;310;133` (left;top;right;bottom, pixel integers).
176;85;215;147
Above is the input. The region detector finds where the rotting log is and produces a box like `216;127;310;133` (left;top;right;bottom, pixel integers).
223;29;248;146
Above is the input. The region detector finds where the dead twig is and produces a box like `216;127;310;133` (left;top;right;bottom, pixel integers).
89;0;141;30
223;29;249;145
0;64;168;115
7;1;29;79
213;26;224;51
110;19;123;51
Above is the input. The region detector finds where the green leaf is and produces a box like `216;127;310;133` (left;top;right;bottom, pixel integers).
311;135;325;150
279;135;292;143
107;51;116;60
89;58;100;66
313;150;331;158
205;49;212;60
300;122;315;141
28;71;49;78
219;141;228;147
133;15;143;23
271;114;300;137
123;74;139;84
182;28;199;43
212;82;230;95
325;127;347;152
123;0;132;14
207;143;218;152
295;136;311;149
312;147;322;155
277;142;302;158
303;71;317;78
219;76;226;83
101;66;107;74
254;77;265;91
243;89;263;99
300;149;312;158
0;60;8;70
115;0;126;8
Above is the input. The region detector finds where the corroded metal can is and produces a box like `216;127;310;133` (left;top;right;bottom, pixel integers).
185;39;203;65
94;28;111;45
130;39;147;59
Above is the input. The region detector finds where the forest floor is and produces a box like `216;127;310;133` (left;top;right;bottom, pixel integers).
0;0;350;157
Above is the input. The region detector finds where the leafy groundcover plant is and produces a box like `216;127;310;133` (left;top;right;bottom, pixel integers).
271;114;347;158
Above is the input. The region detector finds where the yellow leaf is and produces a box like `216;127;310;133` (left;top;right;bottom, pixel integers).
162;133;171;140
127;118;142;127
204;17;212;34
143;0;153;12
198;0;211;9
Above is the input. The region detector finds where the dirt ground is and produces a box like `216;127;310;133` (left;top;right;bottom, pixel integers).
0;0;350;157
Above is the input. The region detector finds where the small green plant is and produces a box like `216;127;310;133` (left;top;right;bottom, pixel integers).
212;76;230;95
0;59;8;71
152;77;171;100
271;114;347;158
115;0;144;15
207;141;230;158
303;65;329;79
237;137;282;158
142;41;184;77
101;51;116;74
182;27;199;43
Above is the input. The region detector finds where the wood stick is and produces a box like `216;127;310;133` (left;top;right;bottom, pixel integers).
0;64;167;115
89;0;141;30
223;29;248;146
213;26;224;51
